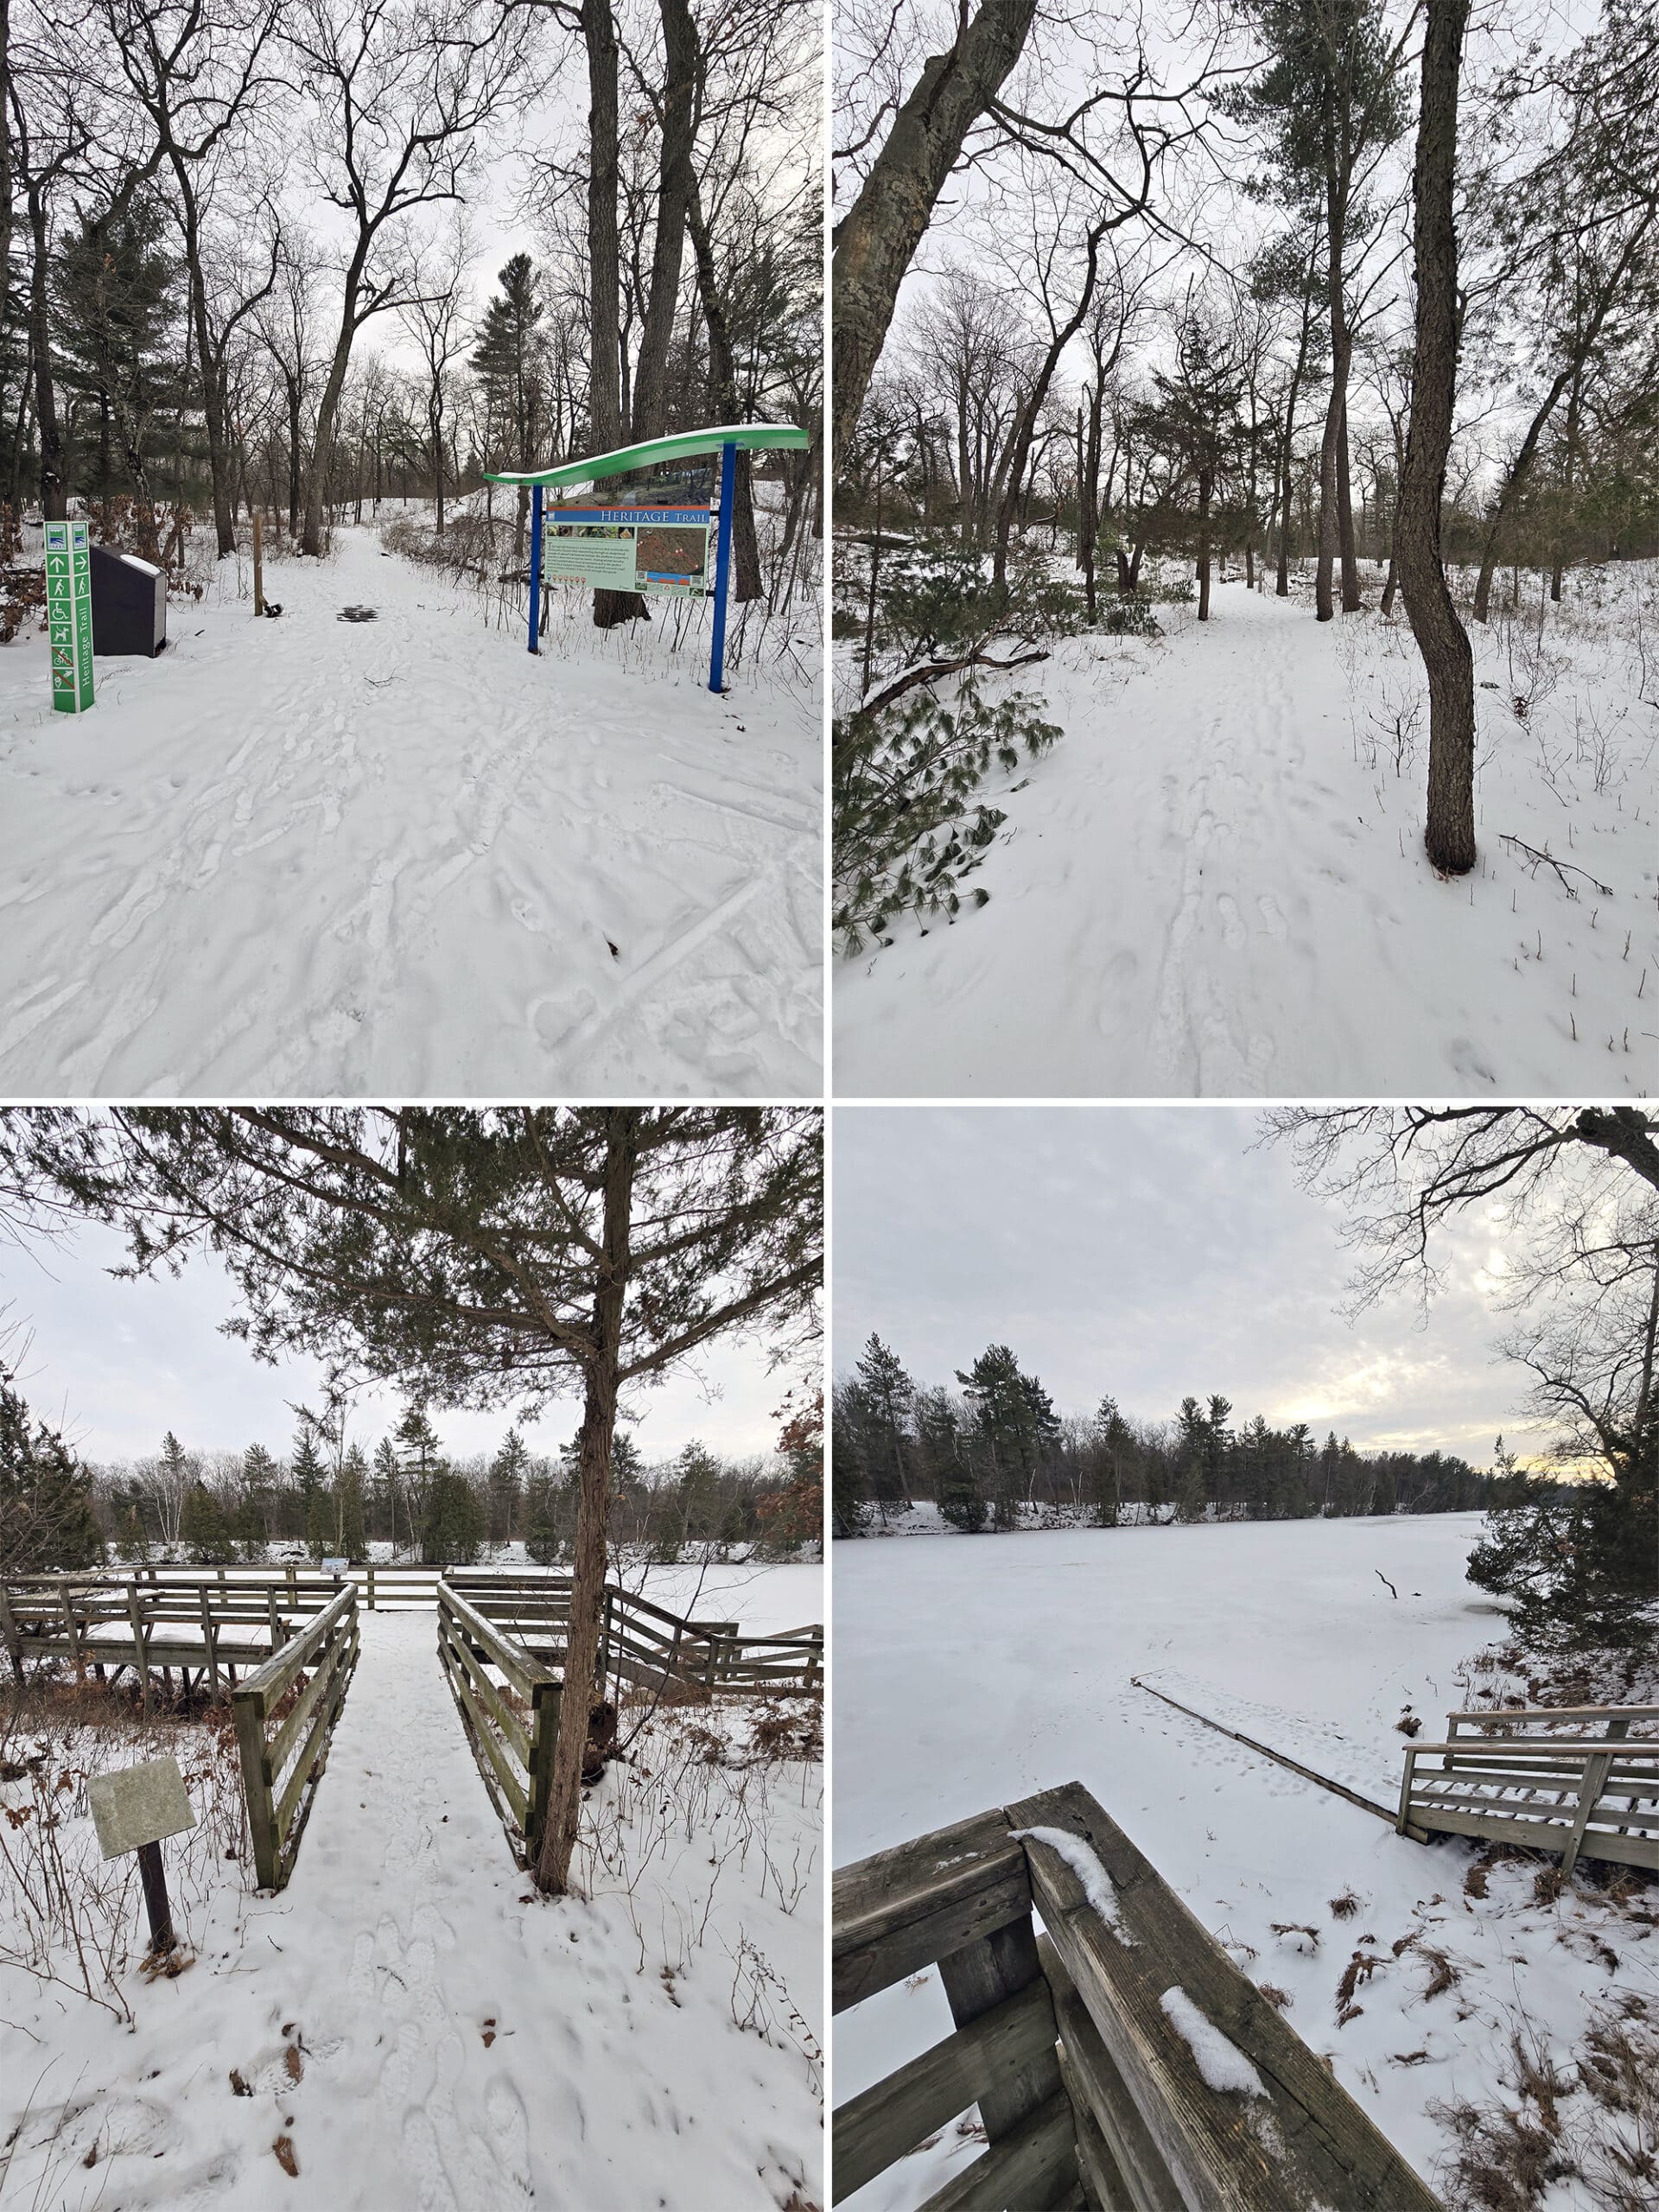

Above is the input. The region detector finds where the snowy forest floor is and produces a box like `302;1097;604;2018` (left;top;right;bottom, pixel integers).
0;1594;823;2211
835;561;1658;1096
0;523;822;1096
834;1514;1657;2211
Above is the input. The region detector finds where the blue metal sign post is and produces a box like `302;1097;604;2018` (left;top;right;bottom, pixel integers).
707;440;737;695
527;484;544;654
489;423;807;684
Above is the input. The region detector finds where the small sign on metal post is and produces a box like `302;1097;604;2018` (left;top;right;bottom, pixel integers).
86;1757;196;1954
44;518;94;715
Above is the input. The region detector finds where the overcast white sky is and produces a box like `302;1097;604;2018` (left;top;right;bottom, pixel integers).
833;1106;1555;1465
0;1218;788;1470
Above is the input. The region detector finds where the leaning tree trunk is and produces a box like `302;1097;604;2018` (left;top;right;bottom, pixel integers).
1471;364;1573;624
1400;0;1476;877
831;0;1039;467
534;1109;639;1896
302;327;355;556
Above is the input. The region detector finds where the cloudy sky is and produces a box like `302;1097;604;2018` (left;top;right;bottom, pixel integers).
0;1218;788;1471
834;1107;1556;1464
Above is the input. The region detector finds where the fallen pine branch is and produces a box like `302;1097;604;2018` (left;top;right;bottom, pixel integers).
860;645;1050;717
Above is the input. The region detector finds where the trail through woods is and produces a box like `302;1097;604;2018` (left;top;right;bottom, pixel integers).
0;526;821;1096
836;572;1657;1096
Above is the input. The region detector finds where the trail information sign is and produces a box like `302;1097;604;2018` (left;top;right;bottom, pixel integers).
545;505;711;598
45;519;94;714
486;422;809;693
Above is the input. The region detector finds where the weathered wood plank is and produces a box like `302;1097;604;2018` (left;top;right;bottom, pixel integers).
1039;1933;1189;2212
834;1811;1033;2014
914;2090;1078;2212
938;1915;1066;2159
1007;1783;1443;2212
442;1627;530;1829
231;1685;280;1891
833;1978;1059;2199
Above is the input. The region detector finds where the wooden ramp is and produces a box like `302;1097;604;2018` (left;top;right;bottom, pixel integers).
1399;1704;1659;1875
834;1781;1441;2212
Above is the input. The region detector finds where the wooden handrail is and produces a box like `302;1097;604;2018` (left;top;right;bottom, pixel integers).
835;1784;1442;2212
231;1586;359;1891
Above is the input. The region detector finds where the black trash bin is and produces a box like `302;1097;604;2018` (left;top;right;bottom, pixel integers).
90;545;167;657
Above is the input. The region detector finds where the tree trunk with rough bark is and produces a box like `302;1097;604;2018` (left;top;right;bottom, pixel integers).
533;1110;638;1896
831;0;1038;467
687;188;761;600
1337;399;1360;610
583;0;644;626
631;0;696;443
1400;0;1476;877
26;180;62;518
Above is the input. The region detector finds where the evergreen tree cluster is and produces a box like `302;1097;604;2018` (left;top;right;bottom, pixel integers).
79;1406;812;1567
833;1333;1494;1538
0;1364;105;1573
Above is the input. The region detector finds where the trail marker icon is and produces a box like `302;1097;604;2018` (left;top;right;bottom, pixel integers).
43;520;94;714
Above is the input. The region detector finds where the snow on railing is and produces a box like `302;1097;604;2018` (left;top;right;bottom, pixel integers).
833;1781;1442;2211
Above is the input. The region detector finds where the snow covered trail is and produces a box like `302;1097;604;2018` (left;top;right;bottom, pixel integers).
0;528;821;1096
836;575;1657;1096
0;1608;823;2211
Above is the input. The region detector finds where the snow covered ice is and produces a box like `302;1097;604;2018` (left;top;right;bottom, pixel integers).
0;524;822;1096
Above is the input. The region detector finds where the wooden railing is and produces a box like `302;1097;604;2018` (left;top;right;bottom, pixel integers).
834;1781;1441;2212
1401;1704;1659;1875
448;1575;823;1697
435;1580;560;1869
48;1561;541;1611
230;1586;360;1891
0;1573;330;1703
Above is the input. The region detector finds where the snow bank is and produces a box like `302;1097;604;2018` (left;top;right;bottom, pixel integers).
1157;1986;1267;2097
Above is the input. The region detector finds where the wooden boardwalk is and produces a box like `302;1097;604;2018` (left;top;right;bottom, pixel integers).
1399;1703;1659;1874
437;1576;823;1867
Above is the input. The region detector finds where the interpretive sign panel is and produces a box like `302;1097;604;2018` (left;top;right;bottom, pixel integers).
86;1758;196;1860
544;505;710;598
45;519;94;714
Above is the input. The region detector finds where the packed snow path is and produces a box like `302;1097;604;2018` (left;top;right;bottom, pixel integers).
0;527;822;1096
13;1609;818;2211
836;575;1657;1096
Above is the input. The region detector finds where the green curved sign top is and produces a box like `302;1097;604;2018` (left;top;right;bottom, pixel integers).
486;421;810;489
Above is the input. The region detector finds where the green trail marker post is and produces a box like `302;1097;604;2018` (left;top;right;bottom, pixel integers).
45;519;94;714
488;421;810;695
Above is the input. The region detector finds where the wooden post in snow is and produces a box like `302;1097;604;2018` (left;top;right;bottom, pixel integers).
252;511;265;616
